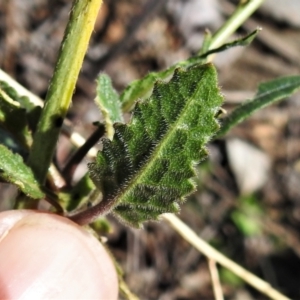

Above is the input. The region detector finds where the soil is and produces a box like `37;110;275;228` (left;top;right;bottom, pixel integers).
0;0;300;299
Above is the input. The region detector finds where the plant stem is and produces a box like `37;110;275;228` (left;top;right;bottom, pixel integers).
208;259;224;300
62;123;105;183
208;0;265;50
27;0;103;185
69;193;116;226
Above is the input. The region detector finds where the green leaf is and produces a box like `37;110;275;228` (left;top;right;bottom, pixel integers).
231;195;263;236
95;74;123;139
0;80;42;133
89;63;223;227
120;30;258;112
220;268;243;287
59;173;95;212
0;87;33;149
201;28;259;58
0;145;44;199
231;210;261;236
90;217;112;235
217;75;300;137
0;81;35;110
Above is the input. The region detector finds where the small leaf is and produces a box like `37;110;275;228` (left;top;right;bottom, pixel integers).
217;75;300;137
0;81;35;110
59;173;95;212
0;80;42;133
89;63;223;227
231;211;261;236
231;195;263;236
120;30;259;112
0;87;32;149
0;145;44;199
95;73;123;139
90;217;112;235
202;28;260;57
220;268;243;287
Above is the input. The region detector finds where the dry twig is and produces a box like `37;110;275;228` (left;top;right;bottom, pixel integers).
208;259;224;300
162;213;290;300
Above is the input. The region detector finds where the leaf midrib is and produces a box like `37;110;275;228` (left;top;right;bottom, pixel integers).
256;77;300;102
113;68;210;207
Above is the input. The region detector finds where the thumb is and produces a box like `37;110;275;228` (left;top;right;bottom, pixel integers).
0;210;118;300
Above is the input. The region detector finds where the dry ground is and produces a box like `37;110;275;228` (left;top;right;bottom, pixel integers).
1;1;300;299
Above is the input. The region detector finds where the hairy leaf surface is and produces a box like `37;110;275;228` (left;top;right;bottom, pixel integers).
89;63;223;227
0;145;44;199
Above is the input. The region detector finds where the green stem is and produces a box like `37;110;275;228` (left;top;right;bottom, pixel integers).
208;0;265;50
27;0;103;184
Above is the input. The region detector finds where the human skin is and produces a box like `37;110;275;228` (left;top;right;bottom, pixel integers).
0;210;118;299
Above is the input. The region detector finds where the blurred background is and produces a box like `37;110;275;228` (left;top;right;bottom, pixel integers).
0;0;300;299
